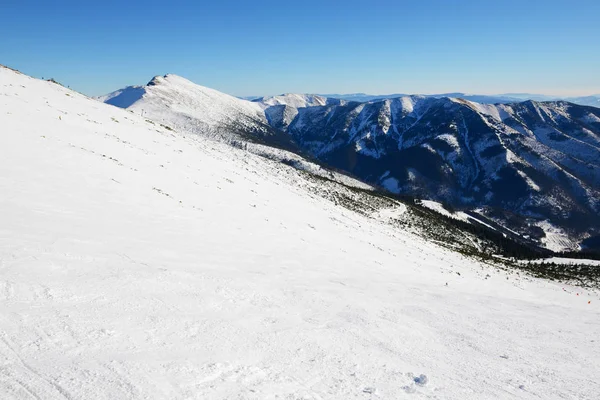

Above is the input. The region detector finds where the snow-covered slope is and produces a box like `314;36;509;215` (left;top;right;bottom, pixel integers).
3;67;600;399
101;74;283;143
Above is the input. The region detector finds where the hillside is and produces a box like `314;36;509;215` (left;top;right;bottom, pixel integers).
97;74;286;143
255;95;600;251
2;66;600;399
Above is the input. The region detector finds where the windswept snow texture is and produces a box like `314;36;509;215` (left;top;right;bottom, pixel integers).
2;66;600;400
420;200;470;223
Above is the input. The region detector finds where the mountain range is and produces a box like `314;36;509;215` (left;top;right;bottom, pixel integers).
98;76;600;252
245;93;600;108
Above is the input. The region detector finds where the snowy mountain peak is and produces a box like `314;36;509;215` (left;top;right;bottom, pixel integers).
144;73;246;103
99;74;280;142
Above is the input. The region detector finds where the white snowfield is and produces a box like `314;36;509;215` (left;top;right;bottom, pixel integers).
1;67;599;399
419;200;470;223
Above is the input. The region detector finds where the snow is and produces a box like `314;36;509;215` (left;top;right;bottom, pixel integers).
420;143;437;154
419;202;503;233
253;94;340;109
242;142;373;191
581;113;600;124
516;170;541;192
270;91;598;253
420;200;470;223
464;213;499;232
535;220;581;252
106;74;270;140
1;66;600;399
375;203;408;220
435;133;460;150
354;138;380;158
400;96;417;113
464;100;503;122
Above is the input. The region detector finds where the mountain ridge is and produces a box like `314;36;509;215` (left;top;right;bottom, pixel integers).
239;92;600;108
98;74;600;251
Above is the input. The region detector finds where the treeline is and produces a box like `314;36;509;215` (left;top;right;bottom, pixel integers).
520;261;600;287
408;204;552;260
554;250;600;261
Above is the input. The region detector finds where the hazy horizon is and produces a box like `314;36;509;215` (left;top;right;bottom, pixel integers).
92;74;600;99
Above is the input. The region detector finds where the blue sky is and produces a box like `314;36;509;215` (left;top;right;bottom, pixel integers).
1;0;599;97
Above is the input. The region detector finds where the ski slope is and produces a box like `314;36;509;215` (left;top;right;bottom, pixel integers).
1;66;599;399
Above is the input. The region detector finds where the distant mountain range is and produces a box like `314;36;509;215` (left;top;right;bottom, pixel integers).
99;77;600;251
244;93;600;108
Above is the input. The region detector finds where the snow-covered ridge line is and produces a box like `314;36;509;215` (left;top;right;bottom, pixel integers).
98;74;293;147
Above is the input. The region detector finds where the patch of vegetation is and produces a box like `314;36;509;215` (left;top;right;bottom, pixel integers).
46;78;63;86
288;164;599;287
556;249;600;261
519;261;600;288
0;64;23;74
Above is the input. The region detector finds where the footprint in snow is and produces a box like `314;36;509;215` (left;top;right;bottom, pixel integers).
363;386;377;395
403;373;429;393
413;374;428;386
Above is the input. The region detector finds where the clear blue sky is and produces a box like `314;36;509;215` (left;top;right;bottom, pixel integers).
1;0;599;97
